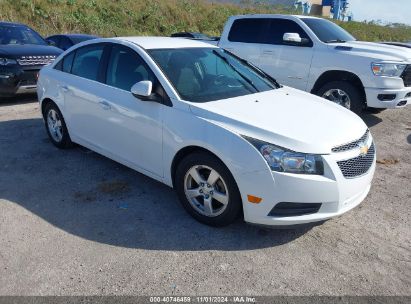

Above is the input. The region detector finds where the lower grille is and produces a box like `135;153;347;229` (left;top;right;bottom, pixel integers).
337;143;375;178
401;65;411;87
268;202;322;217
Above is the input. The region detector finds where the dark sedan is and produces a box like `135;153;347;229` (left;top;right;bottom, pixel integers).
45;34;98;51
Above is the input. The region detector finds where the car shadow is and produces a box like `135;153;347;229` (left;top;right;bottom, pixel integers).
407;134;411;144
0;118;316;251
359;111;383;128
0;94;38;106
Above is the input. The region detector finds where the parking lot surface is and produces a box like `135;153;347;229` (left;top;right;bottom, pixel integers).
0;97;410;295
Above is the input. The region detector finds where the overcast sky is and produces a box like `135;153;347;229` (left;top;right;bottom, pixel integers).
350;0;410;25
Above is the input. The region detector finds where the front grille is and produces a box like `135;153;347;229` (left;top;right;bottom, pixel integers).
332;130;369;153
401;65;411;87
17;55;56;66
337;143;375;178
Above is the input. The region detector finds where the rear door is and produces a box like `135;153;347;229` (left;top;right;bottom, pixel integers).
219;18;269;66
258;18;315;91
60;43;109;148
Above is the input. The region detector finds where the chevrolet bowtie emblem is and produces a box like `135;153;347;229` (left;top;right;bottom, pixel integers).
358;142;369;156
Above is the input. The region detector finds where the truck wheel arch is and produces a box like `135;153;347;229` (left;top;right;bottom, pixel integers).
311;70;366;102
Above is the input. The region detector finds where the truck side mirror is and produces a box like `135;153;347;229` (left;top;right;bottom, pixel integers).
283;33;310;46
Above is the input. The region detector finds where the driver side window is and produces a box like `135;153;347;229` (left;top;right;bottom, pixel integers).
106;45;156;91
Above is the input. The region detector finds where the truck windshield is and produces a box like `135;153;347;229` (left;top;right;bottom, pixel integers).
0;25;47;46
149;48;278;103
302;18;355;43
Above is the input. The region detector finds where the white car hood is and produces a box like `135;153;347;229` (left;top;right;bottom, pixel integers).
189;87;368;154
332;41;411;62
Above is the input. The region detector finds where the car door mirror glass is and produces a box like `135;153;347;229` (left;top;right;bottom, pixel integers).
131;81;153;99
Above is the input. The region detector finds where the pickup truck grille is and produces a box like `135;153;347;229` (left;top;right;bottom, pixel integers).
337;143;375;178
401;65;411;87
332;130;369;153
17;55;56;66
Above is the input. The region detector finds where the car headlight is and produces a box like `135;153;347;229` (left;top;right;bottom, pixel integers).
371;62;407;77
0;58;18;66
243;136;324;175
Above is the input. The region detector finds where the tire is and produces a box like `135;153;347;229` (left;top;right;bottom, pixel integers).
317;81;364;115
44;102;73;149
175;152;242;227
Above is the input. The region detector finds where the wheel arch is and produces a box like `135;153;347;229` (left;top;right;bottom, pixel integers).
170;145;226;188
311;70;366;102
41;98;57;119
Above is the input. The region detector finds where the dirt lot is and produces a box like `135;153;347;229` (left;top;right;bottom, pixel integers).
0;96;410;296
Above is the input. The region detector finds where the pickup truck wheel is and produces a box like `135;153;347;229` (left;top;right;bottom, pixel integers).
44;103;73;149
317;81;364;114
175;152;242;227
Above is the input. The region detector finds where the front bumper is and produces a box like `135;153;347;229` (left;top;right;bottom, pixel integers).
0;65;40;97
239;137;376;226
365;86;411;108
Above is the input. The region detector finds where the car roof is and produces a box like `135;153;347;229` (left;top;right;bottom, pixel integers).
229;14;321;20
0;21;29;27
113;36;217;49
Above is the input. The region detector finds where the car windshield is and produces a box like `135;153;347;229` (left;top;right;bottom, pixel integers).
0;24;46;46
302;18;355;43
149;48;278;103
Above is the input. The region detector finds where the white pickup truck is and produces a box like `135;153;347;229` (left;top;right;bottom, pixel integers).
201;14;411;113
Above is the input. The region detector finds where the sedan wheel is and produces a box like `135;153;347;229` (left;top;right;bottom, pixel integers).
47;109;64;143
184;165;229;217
44;102;73;149
175;152;242;227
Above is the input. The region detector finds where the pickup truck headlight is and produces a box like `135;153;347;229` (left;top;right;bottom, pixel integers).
243;136;324;175
0;58;18;66
371;62;407;77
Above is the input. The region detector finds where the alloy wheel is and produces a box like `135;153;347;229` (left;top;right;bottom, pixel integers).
184;165;229;217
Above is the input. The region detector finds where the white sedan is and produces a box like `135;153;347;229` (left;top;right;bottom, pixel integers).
37;37;376;227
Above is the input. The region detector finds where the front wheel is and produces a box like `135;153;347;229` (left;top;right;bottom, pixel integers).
175;152;242;227
317;81;364;115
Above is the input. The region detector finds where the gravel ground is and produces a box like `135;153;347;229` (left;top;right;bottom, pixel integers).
0;96;410;296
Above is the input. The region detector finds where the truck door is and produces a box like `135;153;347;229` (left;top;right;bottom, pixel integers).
258;18;315;91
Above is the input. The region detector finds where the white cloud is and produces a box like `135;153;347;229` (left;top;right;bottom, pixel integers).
350;0;411;25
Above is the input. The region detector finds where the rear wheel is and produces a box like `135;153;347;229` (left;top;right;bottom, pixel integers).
44;102;73;149
317;81;364;114
175;152;242;227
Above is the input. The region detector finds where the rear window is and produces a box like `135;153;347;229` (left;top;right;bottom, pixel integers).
228;19;268;44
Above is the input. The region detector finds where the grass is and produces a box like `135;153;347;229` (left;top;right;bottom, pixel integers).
1;0;410;42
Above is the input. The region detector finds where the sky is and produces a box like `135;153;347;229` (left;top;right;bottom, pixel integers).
349;0;411;25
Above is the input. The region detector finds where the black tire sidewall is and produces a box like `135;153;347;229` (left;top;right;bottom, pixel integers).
44;102;73;149
175;152;242;227
317;81;364;114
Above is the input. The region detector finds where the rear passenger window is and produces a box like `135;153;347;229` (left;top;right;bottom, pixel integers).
266;19;313;46
62;51;75;73
228;19;269;44
71;44;104;81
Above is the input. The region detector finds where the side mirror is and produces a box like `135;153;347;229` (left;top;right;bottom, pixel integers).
283;33;302;43
131;81;152;98
131;80;161;102
46;39;57;47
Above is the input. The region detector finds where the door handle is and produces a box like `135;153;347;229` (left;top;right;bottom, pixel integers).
98;100;111;110
60;85;69;93
262;50;273;55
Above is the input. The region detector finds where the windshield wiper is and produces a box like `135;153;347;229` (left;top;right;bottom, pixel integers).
326;39;347;43
212;50;258;92
223;49;281;89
